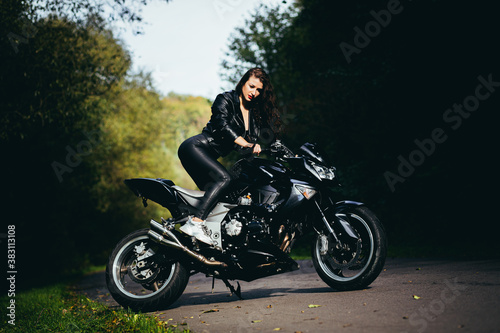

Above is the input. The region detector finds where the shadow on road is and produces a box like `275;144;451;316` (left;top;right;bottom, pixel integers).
167;286;336;310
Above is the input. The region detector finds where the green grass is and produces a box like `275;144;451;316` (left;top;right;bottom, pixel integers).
0;282;189;332
290;246;312;260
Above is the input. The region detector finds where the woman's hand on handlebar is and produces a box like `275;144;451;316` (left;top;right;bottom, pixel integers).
235;136;261;155
241;143;261;156
252;143;262;155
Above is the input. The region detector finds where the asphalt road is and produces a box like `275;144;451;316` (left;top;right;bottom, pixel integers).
77;258;500;333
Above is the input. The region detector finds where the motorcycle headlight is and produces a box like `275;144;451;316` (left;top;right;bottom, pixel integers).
311;163;336;180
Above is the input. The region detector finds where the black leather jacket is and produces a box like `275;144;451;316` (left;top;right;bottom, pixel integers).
202;90;260;157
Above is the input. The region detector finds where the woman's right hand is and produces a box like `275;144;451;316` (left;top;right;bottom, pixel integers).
235;136;261;155
252;143;262;155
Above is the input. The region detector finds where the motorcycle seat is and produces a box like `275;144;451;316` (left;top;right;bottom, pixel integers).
172;186;205;207
172;186;205;198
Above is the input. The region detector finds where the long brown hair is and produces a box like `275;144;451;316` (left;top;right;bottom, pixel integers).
235;68;282;137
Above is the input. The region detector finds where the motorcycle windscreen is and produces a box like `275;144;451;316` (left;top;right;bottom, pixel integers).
124;178;178;208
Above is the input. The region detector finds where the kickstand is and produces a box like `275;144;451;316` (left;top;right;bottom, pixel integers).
222;279;243;300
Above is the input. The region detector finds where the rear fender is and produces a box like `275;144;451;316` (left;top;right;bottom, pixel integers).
124;178;181;214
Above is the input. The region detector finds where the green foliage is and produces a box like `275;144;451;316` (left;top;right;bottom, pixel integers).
92;81;212;224
28;0;172;34
220;3;298;91
0;2;211;284
0;14;130;141
1;7;133;281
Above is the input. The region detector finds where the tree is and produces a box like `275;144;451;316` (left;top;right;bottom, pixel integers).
1;0;226;283
29;0;172;33
0;10;133;276
220;4;298;94
220;0;500;255
93;85;213;225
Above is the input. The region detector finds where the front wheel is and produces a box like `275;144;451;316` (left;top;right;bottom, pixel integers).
312;206;387;291
105;229;189;312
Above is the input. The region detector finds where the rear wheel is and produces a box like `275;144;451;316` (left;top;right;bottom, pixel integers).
312;206;386;291
105;229;189;312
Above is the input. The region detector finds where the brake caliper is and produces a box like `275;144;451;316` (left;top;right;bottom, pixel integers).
319;234;329;255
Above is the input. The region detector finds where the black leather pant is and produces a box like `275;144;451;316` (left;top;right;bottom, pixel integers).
178;134;233;220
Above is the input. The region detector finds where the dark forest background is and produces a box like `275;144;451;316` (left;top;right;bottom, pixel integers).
1;0;499;286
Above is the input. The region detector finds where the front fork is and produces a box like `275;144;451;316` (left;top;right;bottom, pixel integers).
313;199;341;243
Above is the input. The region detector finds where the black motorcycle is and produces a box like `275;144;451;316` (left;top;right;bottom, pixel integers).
105;140;387;311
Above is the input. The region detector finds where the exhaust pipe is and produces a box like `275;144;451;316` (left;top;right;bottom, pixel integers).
150;219;173;235
148;220;226;268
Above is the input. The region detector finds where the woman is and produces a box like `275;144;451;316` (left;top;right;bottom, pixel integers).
178;67;282;245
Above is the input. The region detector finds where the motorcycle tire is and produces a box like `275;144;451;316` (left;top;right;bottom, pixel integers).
106;228;189;312
312;206;387;291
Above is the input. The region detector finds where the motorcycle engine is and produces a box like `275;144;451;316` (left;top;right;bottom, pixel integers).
224;218;243;236
221;207;269;249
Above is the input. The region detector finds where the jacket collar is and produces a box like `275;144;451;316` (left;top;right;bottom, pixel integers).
231;90;243;124
230;90;257;139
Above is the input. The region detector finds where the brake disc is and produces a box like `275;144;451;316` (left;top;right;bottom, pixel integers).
127;242;159;284
324;237;362;270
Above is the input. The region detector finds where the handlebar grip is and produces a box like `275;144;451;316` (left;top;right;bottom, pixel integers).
238;146;255;156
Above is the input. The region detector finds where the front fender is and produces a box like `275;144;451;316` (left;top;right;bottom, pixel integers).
312;199;364;234
333;200;364;213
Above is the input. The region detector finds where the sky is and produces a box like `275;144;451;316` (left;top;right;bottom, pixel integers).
116;0;289;99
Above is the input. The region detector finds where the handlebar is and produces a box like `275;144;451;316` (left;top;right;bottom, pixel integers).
238;140;295;160
238;146;255;156
270;140;295;158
